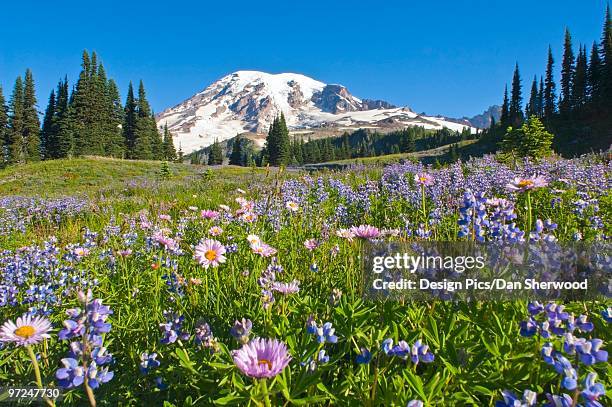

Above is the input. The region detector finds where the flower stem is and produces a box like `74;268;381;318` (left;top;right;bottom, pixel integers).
25;346;55;407
526;191;532;232
260;378;271;407
84;377;97;407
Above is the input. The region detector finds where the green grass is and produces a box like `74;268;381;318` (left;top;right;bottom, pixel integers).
320;140;477;166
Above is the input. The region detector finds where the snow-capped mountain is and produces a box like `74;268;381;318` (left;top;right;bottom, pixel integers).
156;70;476;153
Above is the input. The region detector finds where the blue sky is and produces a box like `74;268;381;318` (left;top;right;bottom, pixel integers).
0;1;608;118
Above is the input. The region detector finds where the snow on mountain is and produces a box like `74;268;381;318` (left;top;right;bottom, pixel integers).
156;70;476;153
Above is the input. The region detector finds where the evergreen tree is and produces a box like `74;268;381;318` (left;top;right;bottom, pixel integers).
41;90;56;159
6;76;25;164
559;29;575;115
265;113;290;166
526;76;539;117
588;41;602;102
123;82;137;157
572;45;588;109
22;69;40;161
162;124;177;161
500;85;510;128
105;79;125;157
537;76;545;117
502;117;554;160
51;77;72;159
598;5;612;114
208;138;223;165
229;134;243;165
133;80;154;159
508;63;524;127
544;46;557;119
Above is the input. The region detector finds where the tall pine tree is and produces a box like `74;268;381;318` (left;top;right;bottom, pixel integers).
572;45;588;110
7;77;24;164
41;90;56;159
22;69;40;162
544;46;557;119
500;85;510;128
508;64;524;127
123;82;137;157
162;124;177;161
229;134;244;165
559;29;575;115
526;76;538;117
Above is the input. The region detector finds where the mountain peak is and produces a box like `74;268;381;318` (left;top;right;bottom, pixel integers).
156;71;474;153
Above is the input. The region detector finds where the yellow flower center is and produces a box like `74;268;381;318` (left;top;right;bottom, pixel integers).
14;325;36;338
258;359;273;369
518;180;534;188
204;250;217;261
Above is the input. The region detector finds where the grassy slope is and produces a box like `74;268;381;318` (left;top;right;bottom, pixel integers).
0;156;266;197
318;139;477;166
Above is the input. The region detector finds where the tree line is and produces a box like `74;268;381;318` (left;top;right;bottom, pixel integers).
482;6;612;157
0;51;177;167
194;117;475;166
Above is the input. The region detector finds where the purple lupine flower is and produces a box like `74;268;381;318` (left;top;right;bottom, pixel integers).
140;352;160;374
356;347;372;364
495;389;537;407
581;372;605;406
544;393;573;407
406;401;424;407
232;338;291;379
410;340;435;364
56;358;85;388
575;338;608;365
230;318;253;344
602;307;612;323
315;322;338;344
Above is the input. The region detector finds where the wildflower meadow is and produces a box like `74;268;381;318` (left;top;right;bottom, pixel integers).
0;154;609;406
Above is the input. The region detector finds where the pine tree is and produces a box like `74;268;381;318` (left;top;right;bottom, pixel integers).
526;76;539;117
229;134;243;165
105;79;125;157
265;113;290;166
162;124;177;161
598;5;612;114
509;64;524;127
208;138;223;165
500;85;510;128
7;76;25;164
537;76;545;117
41;90;56;159
123;82;137;157
0;87;7;165
544;46;557;119
559;29;575;115
572;45;588;110
22;69;40;161
71;51;92;156
588;41;602;103
51;77;72;159
133;81;162;160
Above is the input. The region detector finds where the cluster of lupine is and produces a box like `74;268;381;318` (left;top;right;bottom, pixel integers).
500;301;609;407
0;196;89;234
56;290;114;390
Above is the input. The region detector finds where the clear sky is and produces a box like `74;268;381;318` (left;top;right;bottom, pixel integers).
0;1;608;118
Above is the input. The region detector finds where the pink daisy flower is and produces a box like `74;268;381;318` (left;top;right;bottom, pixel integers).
303;239;319;251
209;226;223;236
194;239;227;269
285;201;300;212
335;228;355;241
414;173;434;186
250;242;277;257
232;338;291;379
506;175;548;192
0;314;52;346
200;209;219;220
350;225;381;239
